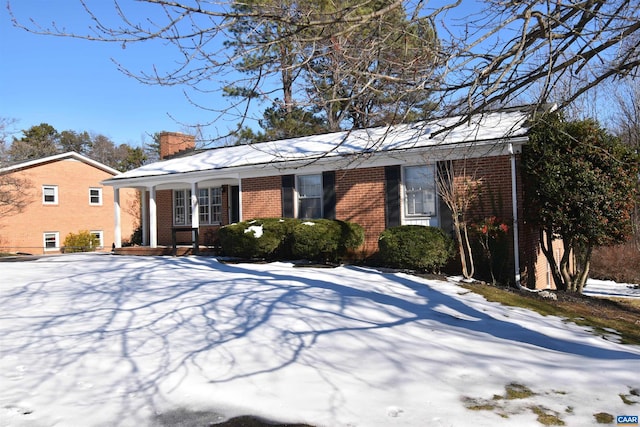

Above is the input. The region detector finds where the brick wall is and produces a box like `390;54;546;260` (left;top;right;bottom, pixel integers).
156;189;174;246
0;158;138;253
452;156;513;221
450;155;548;289
241;176;282;219
335;167;386;254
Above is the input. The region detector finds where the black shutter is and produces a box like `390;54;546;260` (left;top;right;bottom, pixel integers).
230;185;240;223
385;165;401;228
322;171;336;219
282;175;295;218
436;161;453;234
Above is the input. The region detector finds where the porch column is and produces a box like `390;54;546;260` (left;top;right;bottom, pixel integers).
190;182;200;229
113;187;122;248
141;188;149;246
191;182;200;251
237;178;243;222
149;186;158;248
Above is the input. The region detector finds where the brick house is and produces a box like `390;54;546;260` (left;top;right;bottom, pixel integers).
103;109;559;289
0;152;139;254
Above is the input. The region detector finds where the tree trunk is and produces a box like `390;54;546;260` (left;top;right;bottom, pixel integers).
539;228;567;291
453;217;474;280
575;244;593;293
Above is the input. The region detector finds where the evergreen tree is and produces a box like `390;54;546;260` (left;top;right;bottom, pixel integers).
523;113;639;292
117;146;147;171
225;0;305;113
59;130;92;154
305;1;438;130
8;123;60;162
226;0;438;135
236;102;329;143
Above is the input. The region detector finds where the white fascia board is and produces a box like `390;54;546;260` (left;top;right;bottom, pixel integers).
2;151;120;175
103;170;242;189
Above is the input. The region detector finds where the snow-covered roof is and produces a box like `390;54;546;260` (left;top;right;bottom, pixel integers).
1;151;121;176
104;109;529;186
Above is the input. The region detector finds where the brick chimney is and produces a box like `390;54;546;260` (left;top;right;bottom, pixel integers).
159;132;196;159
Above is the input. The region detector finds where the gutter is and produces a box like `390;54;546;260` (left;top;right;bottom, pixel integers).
509;142;522;288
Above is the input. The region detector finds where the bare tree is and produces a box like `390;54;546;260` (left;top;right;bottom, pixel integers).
0;118;33;217
8;1;640;139
611;78;640;250
612;79;640;149
0;174;32;217
437;160;483;280
0;117;15;159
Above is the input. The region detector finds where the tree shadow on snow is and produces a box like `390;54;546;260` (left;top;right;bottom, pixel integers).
1;254;639;425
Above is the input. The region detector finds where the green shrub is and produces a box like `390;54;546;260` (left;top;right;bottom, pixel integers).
292;219;365;262
218;218;294;259
337;220;366;254
129;226;143;246
378;225;454;272
63;230;100;253
218;218;364;262
292;220;340;261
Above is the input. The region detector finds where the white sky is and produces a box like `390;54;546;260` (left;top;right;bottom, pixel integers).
1;253;638;426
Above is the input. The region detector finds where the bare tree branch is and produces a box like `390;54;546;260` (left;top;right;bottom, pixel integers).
7;1;640;140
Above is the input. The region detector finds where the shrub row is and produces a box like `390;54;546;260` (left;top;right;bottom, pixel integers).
219;219;454;272
218;218;365;263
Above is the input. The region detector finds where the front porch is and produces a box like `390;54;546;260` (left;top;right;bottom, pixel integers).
113;245;218;257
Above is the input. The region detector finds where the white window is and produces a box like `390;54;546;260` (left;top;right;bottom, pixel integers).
297;174;322;219
90;231;104;249
43;232;59;251
89;188;102;205
198;188;210;224
209;187;223;224
174;187;223;226
42;185;58;205
174;190;189;225
403;165;436;216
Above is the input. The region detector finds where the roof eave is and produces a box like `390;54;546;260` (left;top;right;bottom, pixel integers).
102;135;528;188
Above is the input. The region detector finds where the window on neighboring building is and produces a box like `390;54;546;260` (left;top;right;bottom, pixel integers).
174;187;223;225
42;185;58;205
90;231;104;249
89;188;102;205
43;232;59;251
403;165;436;216
297;174;322;219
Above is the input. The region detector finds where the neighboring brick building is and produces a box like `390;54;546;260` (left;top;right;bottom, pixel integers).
103;108;559;289
0;152;139;254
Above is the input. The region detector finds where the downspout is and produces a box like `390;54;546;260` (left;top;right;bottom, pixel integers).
509;142;522;288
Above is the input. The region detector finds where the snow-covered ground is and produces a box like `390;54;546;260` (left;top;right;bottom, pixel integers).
584;278;640;299
1;253;638;427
